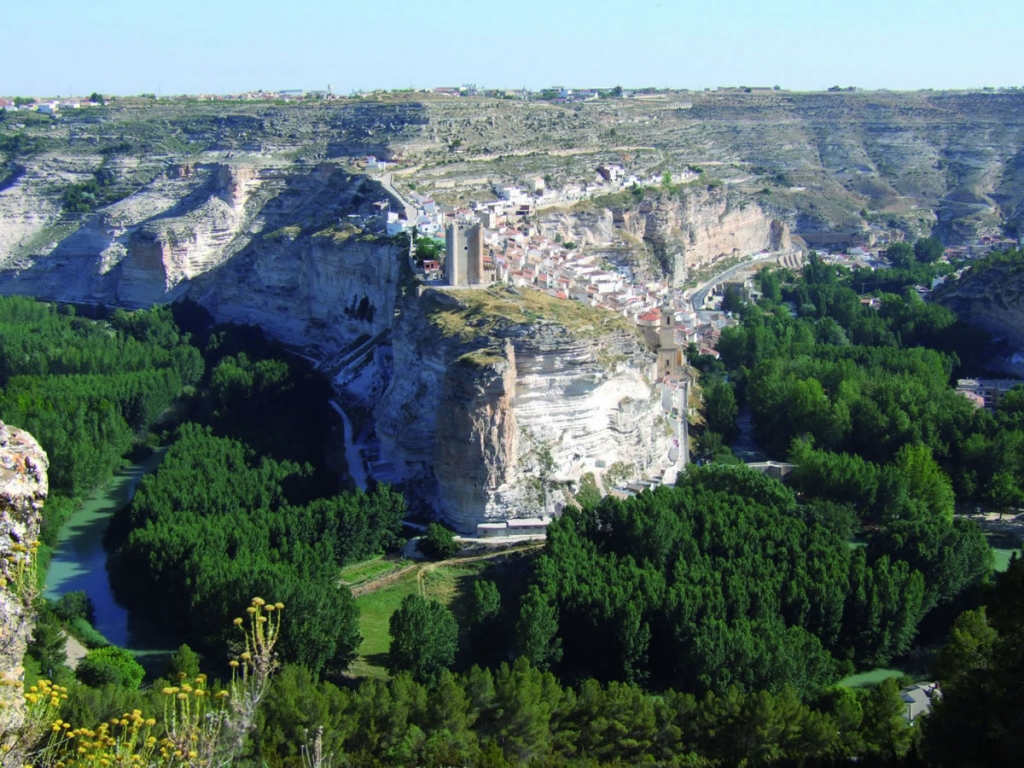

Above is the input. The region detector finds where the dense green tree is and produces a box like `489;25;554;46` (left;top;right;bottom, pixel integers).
922;556;1024;766
789;439;879;513
28;604;69;681
703;380;739;442
932;607;998;692
388;594;459;684
76;647;146;690
522;466;890;694
886;241;915;268
757;267;783;303
422;522;459;560
515;585;563;673
721;284;746;313
163;643;201;680
108;425;397;674
54;590;95;625
859;677;916;761
471;580;502;631
893;442;955;524
0;297;201;499
914;235;945;263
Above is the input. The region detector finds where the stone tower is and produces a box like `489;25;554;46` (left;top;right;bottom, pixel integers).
444;223;485;286
657;304;680;379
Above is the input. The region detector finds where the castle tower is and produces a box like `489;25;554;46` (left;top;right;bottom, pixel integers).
657;303;679;378
445;223;485;286
444;224;463;286
467;224;485;285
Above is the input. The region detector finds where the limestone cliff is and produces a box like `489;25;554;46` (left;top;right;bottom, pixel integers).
0;160;401;317
192;230;402;353
537;189;790;285
936;257;1024;350
376;289;674;531
0;422;48;756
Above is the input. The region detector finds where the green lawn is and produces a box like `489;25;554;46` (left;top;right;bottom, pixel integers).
349;561;491;680
344;547;539;680
350;568;420;679
340;556;403;587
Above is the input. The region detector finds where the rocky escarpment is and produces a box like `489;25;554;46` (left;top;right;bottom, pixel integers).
192;229;402;353
630;190;790;282
0;158;404;314
0;422;48;755
936;256;1024;351
537;189;790;284
376;289;673;531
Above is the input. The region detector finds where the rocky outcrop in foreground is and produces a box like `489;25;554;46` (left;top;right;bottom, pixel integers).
0;422;48;753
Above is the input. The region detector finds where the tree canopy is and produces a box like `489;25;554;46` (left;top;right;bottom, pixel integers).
388;594;459;684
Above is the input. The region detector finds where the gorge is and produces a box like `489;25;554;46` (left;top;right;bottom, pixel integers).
4;91;1024;529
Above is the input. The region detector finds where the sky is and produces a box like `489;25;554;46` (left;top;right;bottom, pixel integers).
2;0;1022;96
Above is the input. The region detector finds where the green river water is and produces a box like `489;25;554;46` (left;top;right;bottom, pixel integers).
44;449;178;666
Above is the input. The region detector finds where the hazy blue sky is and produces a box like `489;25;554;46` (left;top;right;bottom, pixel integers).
3;0;1021;96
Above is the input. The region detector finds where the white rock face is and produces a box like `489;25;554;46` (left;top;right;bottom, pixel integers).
534;189;790;285
536;208;618;245
117;167;259;305
473;329;671;530
376;291;673;531
0;161;267;305
195;234;402;352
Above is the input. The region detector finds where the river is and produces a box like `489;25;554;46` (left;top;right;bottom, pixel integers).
44;449;178;666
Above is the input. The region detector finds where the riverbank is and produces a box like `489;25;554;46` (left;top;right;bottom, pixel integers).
44;448;179;671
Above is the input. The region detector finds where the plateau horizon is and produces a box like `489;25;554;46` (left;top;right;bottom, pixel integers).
4;84;1024;102
3;0;1021;96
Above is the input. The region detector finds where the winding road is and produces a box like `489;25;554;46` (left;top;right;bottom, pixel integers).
690;248;804;316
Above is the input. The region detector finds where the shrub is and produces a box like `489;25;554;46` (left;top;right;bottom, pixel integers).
422;523;459;560
69;617;110;649
54;590;95;624
76;646;145;689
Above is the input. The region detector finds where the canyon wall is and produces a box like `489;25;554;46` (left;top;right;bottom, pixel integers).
0;159;398;315
936;261;1024;351
633;190;791;281
0;158;673;531
536;189;790;284
0;422;48;758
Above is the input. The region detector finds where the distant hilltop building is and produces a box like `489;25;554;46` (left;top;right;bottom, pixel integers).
444;223;487;286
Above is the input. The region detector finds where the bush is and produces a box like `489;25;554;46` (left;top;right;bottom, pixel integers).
76;646;145;689
422;523;459;560
55;590;95;624
69;617;111;649
164;643;201;679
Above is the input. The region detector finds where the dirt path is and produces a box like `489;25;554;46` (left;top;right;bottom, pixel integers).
64;635;88;669
351;543;545;599
349;564;420;598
